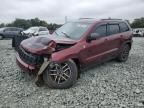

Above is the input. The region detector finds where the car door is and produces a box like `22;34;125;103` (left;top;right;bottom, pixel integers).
13;28;22;35
79;24;110;66
3;28;13;38
10;28;21;37
119;22;131;40
103;23;121;60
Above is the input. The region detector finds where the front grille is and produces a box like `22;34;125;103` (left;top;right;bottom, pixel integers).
17;46;44;65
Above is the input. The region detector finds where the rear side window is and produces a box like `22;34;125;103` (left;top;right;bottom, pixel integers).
93;25;107;36
11;28;19;31
119;22;129;32
39;27;48;31
6;28;19;31
108;24;120;35
15;28;22;31
5;28;13;32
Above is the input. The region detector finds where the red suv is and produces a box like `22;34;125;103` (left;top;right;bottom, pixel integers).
16;19;133;89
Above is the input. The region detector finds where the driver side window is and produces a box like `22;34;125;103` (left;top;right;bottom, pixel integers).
39;28;48;31
93;25;107;37
5;28;11;32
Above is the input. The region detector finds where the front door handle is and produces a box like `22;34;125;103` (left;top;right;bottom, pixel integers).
104;38;108;41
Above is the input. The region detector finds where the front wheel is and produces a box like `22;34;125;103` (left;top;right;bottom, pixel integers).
116;44;130;62
43;59;78;89
12;37;15;47
0;35;3;40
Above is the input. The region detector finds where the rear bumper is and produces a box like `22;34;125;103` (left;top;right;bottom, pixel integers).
16;54;37;73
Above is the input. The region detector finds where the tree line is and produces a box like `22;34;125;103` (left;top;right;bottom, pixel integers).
0;17;144;29
130;17;144;28
0;18;62;30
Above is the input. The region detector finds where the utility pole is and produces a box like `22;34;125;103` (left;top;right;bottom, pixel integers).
65;16;67;23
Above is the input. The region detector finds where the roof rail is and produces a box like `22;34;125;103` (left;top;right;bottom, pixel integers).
79;18;94;20
79;18;122;21
101;18;122;20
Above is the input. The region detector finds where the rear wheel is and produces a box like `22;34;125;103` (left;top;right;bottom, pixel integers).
43;59;78;89
117;44;130;62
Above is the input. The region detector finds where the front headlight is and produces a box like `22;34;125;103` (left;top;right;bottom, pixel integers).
33;32;39;36
42;40;56;53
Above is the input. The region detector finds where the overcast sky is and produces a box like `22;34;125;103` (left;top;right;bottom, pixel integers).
0;0;144;24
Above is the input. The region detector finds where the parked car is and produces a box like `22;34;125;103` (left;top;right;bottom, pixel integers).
133;28;144;37
16;19;133;89
21;26;49;37
12;26;49;49
12;35;29;50
0;27;23;39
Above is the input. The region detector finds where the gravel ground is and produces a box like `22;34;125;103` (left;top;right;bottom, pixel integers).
0;37;144;108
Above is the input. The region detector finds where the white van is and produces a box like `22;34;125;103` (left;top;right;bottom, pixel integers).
133;28;144;37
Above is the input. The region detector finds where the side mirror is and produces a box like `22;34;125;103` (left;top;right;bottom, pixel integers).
20;30;23;32
87;33;101;42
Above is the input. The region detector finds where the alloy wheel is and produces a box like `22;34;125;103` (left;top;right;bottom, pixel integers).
121;46;129;60
48;63;71;84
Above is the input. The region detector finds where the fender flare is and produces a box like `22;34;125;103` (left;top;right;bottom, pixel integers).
121;39;132;49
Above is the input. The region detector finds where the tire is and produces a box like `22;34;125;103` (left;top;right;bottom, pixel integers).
43;59;78;89
12;37;15;47
117;44;130;62
0;35;3;40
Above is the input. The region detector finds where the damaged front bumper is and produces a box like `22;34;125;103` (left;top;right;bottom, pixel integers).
16;54;51;86
16;45;45;73
16;54;37;73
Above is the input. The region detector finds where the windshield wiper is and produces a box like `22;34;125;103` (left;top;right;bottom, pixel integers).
61;31;70;38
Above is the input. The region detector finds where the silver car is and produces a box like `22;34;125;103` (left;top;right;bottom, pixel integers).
133;28;144;37
22;26;49;36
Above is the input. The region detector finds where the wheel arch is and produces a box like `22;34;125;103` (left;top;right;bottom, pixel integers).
0;34;4;39
0;34;4;37
71;58;81;78
121;40;132;50
126;42;132;49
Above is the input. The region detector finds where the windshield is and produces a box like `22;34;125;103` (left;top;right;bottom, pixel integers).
54;22;91;40
26;27;39;32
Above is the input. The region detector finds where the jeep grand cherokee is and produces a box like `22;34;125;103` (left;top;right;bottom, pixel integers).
16;19;133;89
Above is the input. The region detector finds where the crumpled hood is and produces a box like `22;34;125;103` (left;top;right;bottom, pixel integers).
21;34;77;54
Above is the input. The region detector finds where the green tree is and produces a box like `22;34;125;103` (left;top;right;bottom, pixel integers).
30;18;40;26
0;18;62;30
131;17;144;28
30;18;48;27
0;23;5;28
11;19;32;29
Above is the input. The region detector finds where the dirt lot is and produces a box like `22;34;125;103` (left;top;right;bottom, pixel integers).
0;37;144;108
